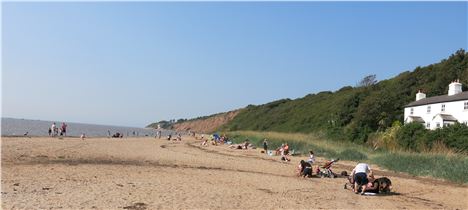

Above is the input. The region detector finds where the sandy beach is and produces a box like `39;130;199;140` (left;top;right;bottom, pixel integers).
1;136;467;209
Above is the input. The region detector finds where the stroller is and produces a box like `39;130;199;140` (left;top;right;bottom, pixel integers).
317;158;339;178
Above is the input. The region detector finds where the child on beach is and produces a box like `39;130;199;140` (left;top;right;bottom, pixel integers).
307;151;315;164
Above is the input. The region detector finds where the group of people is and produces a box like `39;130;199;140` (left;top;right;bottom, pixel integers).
262;140;292;162
201;134;232;146
296;158;391;195
348;163;391;195
166;133;182;141
48;122;67;137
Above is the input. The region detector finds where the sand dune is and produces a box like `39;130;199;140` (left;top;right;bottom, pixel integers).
2;136;467;209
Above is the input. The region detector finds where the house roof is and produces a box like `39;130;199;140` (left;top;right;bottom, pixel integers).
405;91;468;107
408;116;425;123
437;114;458;122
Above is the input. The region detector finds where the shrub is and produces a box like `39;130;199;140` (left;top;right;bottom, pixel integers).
396;122;426;151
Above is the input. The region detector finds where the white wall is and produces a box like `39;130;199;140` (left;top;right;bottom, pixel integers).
404;100;468;130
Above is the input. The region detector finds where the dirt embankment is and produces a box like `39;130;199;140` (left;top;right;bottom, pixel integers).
172;110;240;133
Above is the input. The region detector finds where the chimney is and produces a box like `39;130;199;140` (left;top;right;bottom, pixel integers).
416;89;426;101
448;80;462;96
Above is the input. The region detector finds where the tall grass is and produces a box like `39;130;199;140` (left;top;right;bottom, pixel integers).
227;131;468;183
373;152;468;183
228;131;369;160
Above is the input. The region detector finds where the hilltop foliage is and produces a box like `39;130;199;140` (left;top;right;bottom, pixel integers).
223;49;468;145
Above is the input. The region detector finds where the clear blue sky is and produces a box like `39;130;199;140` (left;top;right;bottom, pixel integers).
3;2;467;127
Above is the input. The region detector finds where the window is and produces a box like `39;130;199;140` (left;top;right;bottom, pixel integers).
441;104;445;112
410;108;414;115
426;123;430;128
464;102;468;110
427;106;431;114
436;122;441;128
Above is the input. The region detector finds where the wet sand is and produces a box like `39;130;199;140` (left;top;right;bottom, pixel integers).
1;136;467;209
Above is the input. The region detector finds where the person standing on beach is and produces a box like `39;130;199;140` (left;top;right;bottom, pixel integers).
48;127;52;136
51;123;56;137
157;130;161;139
263;139;268;153
61;123;67;136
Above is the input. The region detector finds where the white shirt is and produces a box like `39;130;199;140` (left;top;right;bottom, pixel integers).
354;163;371;174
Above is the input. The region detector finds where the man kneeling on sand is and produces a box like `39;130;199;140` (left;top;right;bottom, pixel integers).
351;162;373;195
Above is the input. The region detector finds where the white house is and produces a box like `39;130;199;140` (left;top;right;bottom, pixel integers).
404;80;468;130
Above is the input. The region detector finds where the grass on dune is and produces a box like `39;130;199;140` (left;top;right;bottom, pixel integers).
226;131;468;183
228;131;369;161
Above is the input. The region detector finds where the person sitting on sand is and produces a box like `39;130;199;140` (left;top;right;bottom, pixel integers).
351;163;373;195
300;160;313;178
243;139;250;149
283;143;290;155
280;146;290;162
276;144;285;155
80;133;86;140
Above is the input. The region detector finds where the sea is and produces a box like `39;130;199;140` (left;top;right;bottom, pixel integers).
1;118;172;137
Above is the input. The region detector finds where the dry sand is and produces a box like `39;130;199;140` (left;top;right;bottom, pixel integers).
1;136;467;209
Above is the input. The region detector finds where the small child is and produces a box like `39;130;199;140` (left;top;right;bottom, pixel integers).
307;151;315;164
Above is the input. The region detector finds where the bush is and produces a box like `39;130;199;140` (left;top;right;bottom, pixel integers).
433;123;468;152
396;122;427;151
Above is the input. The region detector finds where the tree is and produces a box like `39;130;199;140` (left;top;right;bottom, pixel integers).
358;74;378;87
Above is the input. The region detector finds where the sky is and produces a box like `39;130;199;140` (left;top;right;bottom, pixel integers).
2;2;467;127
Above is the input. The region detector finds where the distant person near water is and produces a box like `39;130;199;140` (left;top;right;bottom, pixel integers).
51;123;56;137
61;122;67;136
48;127;52;136
156;130;161;139
263;139;268;153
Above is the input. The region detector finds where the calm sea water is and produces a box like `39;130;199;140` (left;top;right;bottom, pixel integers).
1;118;172;137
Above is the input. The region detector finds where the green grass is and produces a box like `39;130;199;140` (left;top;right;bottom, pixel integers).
227;131;468;183
372;152;468;183
228;131;370;160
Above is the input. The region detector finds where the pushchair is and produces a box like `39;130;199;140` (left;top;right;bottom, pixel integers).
317;158;339;178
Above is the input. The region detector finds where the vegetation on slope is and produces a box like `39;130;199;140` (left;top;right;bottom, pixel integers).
223;50;468;147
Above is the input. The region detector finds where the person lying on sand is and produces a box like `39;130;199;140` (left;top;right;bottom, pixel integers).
229;144;244;149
